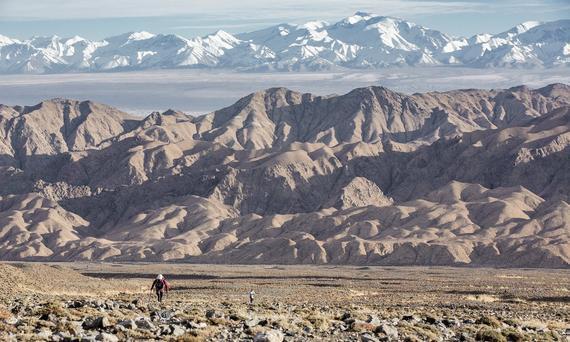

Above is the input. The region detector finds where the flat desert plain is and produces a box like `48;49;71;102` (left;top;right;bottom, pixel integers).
0;263;568;341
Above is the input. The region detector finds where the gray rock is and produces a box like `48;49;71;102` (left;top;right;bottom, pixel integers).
205;309;223;319
245;317;261;328
171;324;185;337
402;315;419;322
113;325;127;333
36;329;53;339
68;300;85;309
135;318;156;331
53;332;72;341
82;316;110;330
424;315;440;325
442;318;459;327
187;321;207;329
375;324;398;339
96;332;119;342
366;315;381;326
253;329;284;342
361;333;380;342
80;333;99;342
117;319;136;330
5;317;18;325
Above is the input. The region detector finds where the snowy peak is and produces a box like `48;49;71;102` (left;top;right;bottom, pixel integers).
297;20;329;31
127;31;156;41
0;34;17;46
0;13;568;74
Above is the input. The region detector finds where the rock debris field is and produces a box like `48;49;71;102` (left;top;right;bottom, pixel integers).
0;263;568;341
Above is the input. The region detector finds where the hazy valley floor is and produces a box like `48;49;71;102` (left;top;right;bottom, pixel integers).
0;67;568;115
0;263;568;341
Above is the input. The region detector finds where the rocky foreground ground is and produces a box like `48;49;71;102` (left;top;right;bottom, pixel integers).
0;263;568;341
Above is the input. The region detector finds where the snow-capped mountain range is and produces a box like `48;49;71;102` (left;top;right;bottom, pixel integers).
0;12;568;74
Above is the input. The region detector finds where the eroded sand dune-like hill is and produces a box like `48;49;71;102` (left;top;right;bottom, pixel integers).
0;84;569;267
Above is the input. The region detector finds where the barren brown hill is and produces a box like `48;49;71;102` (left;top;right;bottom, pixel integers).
0;84;568;267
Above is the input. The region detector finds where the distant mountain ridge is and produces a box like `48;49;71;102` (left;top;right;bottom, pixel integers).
0;12;569;74
0;83;569;267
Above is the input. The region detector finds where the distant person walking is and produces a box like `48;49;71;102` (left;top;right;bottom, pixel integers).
151;274;170;302
248;289;256;305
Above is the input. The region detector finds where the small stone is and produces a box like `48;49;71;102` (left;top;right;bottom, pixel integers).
171;324;185;336
458;332;470;341
375;324;398;339
39;313;57;321
135;318;156;330
187;321;207;329
5;317;19;325
37;328;56;340
83;316;110;330
366;315;381;326
402;315;419;322
205;309;223;319
96;332;119;342
113;325;127;333
253;329;284;342
245;317;261;328
68;301;84;309
424;315;440;325
361;333;380;342
117;319;136;330
442;318;459;327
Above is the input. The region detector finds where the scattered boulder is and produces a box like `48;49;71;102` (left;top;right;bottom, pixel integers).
135;318;156;330
402;315;419;322
366;315;381;326
245;317;261;328
253;329;284;342
186;321;208;329
82;316;110;330
170;324;185;336
117;319;136;330
424;315;440;325
442;318;459;327
96;332;119;342
361;333;380;342
206;309;223;319
375;324;398;339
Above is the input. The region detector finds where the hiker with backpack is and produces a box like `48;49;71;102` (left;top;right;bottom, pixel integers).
248;289;256;305
150;274;170;302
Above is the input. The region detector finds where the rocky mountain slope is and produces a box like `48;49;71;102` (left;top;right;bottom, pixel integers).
0;84;568;267
0;12;568;73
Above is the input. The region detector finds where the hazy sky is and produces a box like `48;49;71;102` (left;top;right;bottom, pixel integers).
0;0;568;40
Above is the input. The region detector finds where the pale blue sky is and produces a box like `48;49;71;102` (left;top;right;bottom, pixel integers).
0;0;568;40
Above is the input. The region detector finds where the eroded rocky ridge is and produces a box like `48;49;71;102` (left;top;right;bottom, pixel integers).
0;84;568;267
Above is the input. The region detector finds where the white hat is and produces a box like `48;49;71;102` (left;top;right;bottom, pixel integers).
156;274;164;280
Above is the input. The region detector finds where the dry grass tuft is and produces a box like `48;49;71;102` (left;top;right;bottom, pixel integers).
477;315;502;328
476;328;507;342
